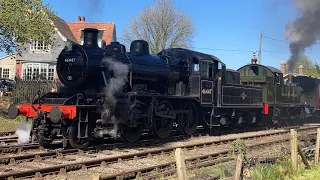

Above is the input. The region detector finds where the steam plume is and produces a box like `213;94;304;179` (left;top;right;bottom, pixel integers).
100;57;129;138
284;0;320;72
15;122;31;144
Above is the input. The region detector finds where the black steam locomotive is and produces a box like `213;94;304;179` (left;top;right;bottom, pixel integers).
8;28;307;149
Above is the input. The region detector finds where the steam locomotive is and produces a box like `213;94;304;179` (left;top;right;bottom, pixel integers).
7;28;309;149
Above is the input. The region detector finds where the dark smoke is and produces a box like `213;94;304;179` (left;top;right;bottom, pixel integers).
100;57;129;138
86;0;103;21
284;0;320;72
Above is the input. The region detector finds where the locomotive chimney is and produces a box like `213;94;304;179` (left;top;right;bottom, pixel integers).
298;65;304;75
251;50;257;64
82;28;99;48
280;61;287;74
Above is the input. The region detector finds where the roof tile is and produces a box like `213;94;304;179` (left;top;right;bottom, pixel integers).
66;22;115;44
52;16;115;44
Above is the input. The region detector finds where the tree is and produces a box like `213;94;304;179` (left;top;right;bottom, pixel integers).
0;0;56;55
122;0;195;54
288;55;320;77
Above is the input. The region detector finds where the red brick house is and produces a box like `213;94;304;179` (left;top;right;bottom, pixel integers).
1;16;116;81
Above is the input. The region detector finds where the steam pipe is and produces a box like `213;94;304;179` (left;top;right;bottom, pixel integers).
101;71;109;86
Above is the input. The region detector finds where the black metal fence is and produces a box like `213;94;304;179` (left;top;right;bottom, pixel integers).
11;79;63;104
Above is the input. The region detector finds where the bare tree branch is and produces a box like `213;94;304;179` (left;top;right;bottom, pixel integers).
122;0;195;54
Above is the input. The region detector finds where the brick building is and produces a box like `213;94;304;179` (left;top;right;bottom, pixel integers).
0;16;116;81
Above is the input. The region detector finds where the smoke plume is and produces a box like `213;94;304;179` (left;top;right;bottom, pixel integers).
100;57;129;138
15;122;31;144
284;0;320;72
87;0;103;21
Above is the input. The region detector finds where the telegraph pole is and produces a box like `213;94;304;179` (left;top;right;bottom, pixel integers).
258;32;262;64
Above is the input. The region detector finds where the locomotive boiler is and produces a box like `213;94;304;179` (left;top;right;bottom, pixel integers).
7;28;308;149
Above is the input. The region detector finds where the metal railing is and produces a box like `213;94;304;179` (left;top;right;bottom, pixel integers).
11;78;63;104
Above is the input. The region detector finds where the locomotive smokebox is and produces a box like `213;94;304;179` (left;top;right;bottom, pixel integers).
130;40;150;55
82;28;99;48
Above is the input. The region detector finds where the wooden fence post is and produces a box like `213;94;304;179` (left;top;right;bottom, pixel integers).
315;128;320;164
233;155;243;180
175;148;187;180
297;144;311;169
290;129;298;171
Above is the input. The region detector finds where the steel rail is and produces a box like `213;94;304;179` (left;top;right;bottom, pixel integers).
0;131;15;137
0;126;316;166
99;137;295;180
1;127;317;179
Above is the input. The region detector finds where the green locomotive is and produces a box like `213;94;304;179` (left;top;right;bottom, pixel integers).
237;57;305;126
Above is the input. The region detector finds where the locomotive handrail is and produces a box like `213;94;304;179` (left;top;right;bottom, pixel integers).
31;90;42;113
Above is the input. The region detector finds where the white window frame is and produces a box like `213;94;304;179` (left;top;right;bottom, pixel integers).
30;40;51;51
22;63;56;81
2;69;10;79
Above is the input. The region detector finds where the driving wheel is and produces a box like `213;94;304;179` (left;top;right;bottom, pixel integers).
179;102;198;135
153;100;174;139
68;118;92;149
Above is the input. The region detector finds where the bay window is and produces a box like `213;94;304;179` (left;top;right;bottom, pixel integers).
22;63;56;81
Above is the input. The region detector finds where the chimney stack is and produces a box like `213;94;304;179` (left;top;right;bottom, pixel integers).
81;16;85;22
251;50;257;64
298;65;304;75
82;28;99;48
77;16;81;22
280;61;287;74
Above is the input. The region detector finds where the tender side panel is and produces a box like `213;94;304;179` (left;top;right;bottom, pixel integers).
221;85;263;106
275;85;301;104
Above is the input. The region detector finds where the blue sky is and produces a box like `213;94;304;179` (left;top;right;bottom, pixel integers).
2;0;320;70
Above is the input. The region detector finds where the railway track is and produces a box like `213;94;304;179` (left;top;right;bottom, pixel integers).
0;125;276;154
0;123;314;154
0;132;15;138
0;125;317;180
0;124;315;161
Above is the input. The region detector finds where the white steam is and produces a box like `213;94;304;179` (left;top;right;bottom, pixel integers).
100;57;129;138
15;122;31;144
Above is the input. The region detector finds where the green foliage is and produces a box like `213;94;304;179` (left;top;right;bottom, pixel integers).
290;55;314;73
287;55;320;77
187;165;227;179
0;0;56;54
232;139;247;162
251;160;294;180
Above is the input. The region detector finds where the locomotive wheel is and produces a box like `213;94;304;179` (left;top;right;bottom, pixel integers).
68;118;92;149
179;102;198;135
153;100;174;139
120;124;144;142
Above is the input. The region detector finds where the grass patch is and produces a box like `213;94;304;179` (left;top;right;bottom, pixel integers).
250;160;294;180
249;158;320;180
0;116;26;132
187;164;232;179
288;164;320;180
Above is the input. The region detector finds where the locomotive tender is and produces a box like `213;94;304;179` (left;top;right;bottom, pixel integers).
8;28;307;149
